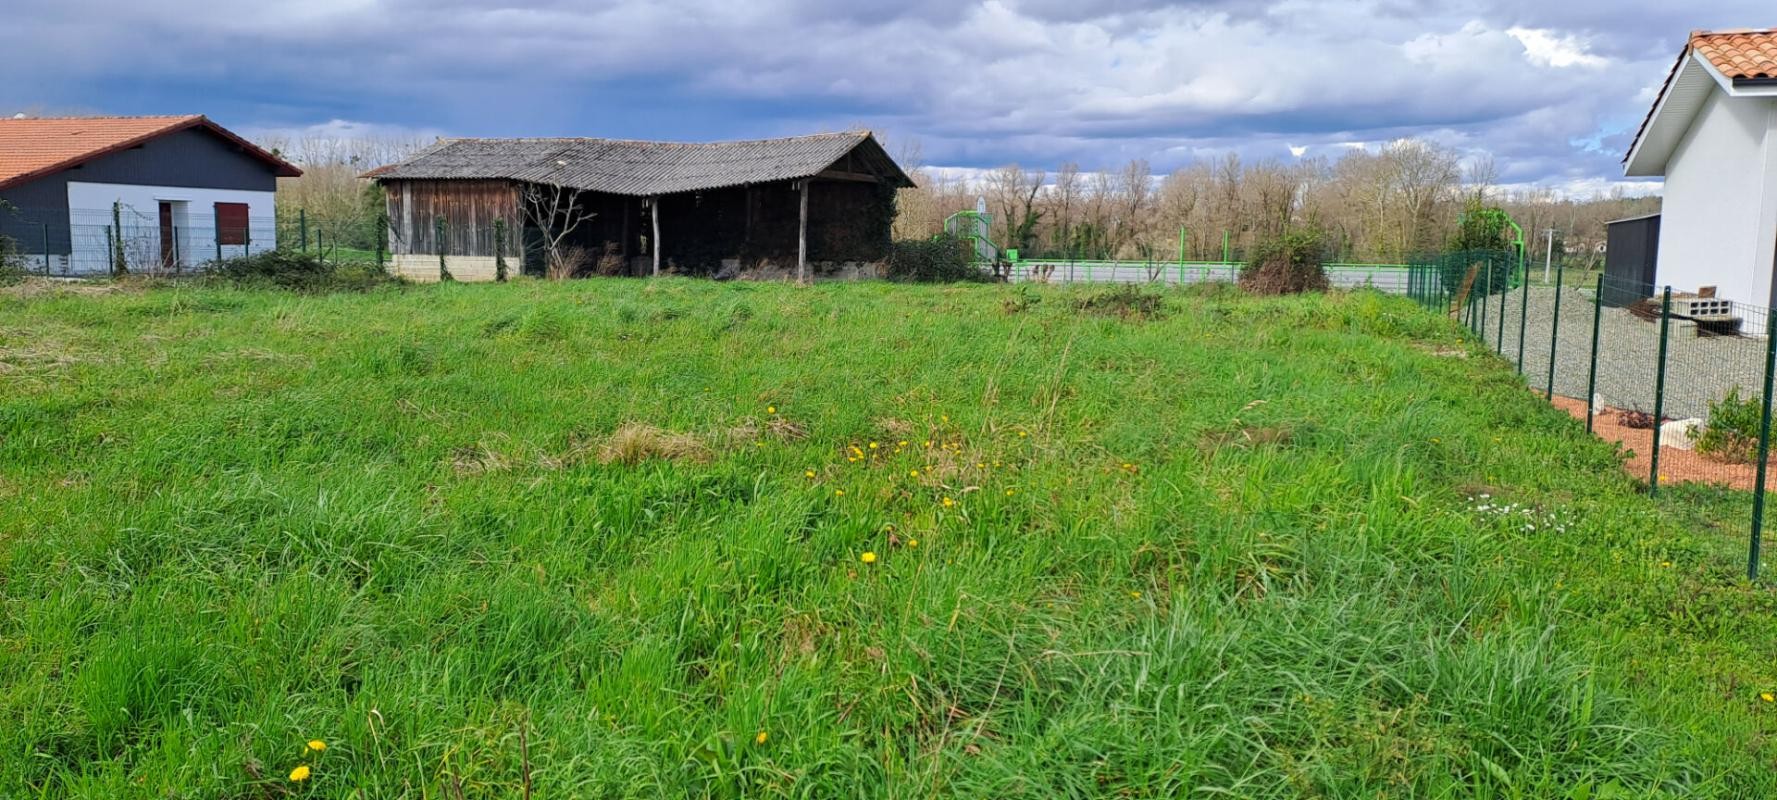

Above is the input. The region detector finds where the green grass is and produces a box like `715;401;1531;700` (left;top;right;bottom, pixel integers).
3;278;1776;798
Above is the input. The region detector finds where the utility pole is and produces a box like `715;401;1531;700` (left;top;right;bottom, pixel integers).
1544;228;1557;284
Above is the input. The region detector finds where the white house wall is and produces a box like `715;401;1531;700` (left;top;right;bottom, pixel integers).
1655;90;1777;317
64;181;277;274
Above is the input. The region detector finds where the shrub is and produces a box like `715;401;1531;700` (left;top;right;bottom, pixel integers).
886;234;987;283
209;250;398;293
1074;285;1166;319
1695;388;1764;464
1239;227;1329;295
0;235;24;287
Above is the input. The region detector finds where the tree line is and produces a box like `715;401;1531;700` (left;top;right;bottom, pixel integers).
891;139;1659;266
263;133;1658;269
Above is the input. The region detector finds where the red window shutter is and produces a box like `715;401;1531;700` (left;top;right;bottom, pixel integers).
215;203;249;246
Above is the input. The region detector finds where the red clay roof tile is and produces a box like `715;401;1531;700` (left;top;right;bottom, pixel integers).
0;115;299;190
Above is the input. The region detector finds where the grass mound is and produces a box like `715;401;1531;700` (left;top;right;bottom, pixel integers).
2;280;1775;797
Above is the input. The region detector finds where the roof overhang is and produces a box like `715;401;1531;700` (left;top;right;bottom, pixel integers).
1626;51;1777;177
0;115;301;191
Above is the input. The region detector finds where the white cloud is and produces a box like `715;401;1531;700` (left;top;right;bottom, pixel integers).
1507;27;1609;69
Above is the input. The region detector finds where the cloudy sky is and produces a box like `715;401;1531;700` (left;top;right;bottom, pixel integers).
4;1;1769;194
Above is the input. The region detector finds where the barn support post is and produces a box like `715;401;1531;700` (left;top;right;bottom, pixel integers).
650;197;662;277
375;214;386;270
1750;317;1777;580
1586;274;1603;434
797;179;809;285
1649;286;1672;496
300;209;308;253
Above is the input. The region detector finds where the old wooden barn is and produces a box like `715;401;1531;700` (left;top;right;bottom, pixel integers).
365;131;913;282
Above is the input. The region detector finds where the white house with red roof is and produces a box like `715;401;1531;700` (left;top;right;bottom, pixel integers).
0;115;299;274
1626;30;1777;312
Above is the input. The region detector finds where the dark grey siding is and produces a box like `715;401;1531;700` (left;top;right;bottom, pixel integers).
1;127;280;255
1604;215;1660;307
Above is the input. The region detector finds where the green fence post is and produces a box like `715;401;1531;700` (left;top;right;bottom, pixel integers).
435;216;452;281
1496;260;1509;353
1222;230;1230;265
1751;315;1777;580
1545;261;1564;400
42;223;50;276
1586;274;1603;434
1177;226;1186;285
1480;258;1491;340
300;210;308;253
494;219;508;282
1649;286;1672;496
1516;257;1531;373
105;225;114;275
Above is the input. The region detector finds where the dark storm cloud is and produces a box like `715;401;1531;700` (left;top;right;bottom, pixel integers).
3;0;1769;193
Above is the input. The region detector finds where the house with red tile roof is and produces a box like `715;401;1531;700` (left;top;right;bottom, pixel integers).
0;115;299;275
1625;29;1777;313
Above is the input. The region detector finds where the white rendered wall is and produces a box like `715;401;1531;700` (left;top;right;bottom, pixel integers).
1655;91;1777;315
65;182;277;273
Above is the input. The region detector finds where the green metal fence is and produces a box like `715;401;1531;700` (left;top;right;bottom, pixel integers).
1405;254;1777;582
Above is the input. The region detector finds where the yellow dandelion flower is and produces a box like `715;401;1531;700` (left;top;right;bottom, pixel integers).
884;523;895;531
1763;692;1775;703
992;460;1002;467
869;442;879;449
941;497;955;508
1018;431;1028;438
805;470;817;478
909;470;920;478
941;415;949;423
1130;590;1141;598
899;440;908;447
306;740;326;752
755;731;769;745
1660;560;1672;568
861;551;877;564
1006;489;1016;496
924;440;934;447
976;462;985;468
907;538;919;548
289;765;311;782
767;406;777;414
835;489;846;496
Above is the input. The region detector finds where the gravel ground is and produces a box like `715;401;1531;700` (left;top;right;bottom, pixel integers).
1476;285;1770;421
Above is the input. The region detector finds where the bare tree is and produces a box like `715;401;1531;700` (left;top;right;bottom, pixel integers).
986;164;1046;253
521;183;598;279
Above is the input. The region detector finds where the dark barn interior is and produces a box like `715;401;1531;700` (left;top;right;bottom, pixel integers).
369;131;912;281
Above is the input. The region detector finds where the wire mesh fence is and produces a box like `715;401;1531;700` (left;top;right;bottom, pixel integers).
0;204;387;277
1405;254;1777;580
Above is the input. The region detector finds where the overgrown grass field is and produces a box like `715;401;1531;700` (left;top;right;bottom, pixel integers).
3;279;1776;797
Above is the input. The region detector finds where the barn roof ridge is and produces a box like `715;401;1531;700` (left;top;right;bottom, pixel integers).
364;130;910;195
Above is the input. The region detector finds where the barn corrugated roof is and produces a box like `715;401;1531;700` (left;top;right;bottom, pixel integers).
365;131;912;195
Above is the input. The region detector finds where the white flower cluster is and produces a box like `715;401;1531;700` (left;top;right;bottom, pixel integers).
1466;493;1571;534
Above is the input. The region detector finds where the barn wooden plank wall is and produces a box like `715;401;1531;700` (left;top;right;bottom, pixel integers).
385;179;521;257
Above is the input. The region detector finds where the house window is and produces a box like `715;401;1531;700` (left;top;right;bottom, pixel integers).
215;202;249;245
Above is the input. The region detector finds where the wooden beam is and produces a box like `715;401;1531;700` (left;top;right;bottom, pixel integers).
797;180;809;284
815;169;880;183
650;196;661;277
